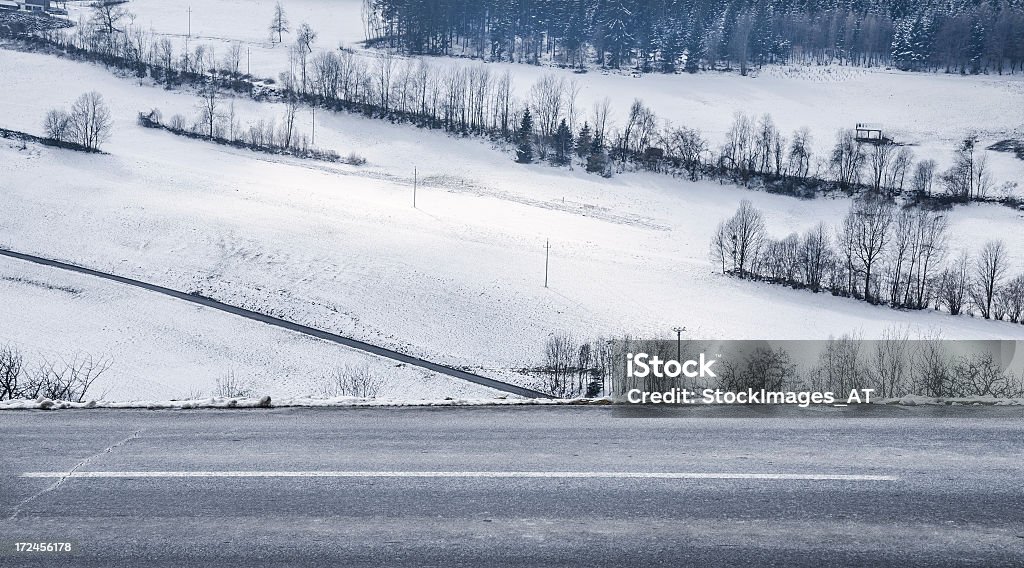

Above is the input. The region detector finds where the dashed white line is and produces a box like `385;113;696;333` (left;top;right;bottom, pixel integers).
21;471;898;481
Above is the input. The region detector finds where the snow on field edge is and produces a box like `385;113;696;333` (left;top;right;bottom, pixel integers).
2;395;1021;410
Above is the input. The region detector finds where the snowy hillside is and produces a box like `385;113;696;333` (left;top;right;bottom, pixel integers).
62;0;1024;186
3;0;1024;399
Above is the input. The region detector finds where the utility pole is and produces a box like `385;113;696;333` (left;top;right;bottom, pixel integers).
187;6;192;38
413;167;417;208
672;326;686;362
246;47;250;76
544;239;550;288
311;106;315;145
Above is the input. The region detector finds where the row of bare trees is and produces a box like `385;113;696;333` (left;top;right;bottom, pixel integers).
0;344;110;402
540;333;616;398
545;332;1024;399
23;17;1017;204
711;199;1024;322
809;331;1024;398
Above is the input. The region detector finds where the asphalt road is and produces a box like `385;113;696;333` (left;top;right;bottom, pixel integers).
2;405;1023;567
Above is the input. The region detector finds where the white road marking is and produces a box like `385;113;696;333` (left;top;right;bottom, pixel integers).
21;471;898;481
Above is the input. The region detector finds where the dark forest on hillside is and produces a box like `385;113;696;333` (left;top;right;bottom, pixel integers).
363;0;1024;74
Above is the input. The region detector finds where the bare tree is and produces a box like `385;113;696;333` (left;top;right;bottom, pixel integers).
721;112;755;178
951;353;1022;397
43;109;72;142
710;200;766;278
887;147;914;192
544;333;580;398
618;99;657;158
842;197;893;303
867;142;894;192
830;129;865;190
753;113;779;175
663;125;706;181
591;97;611;146
565;78;582;133
938;251;970;315
973;240;1008;319
224;42;243;76
90;0;132;35
0;345;23;400
69;91;113;151
719;347;795;391
269;1;290;44
871;327;912;398
25;353;111;402
529;74;565;139
280;95;299;149
799;222;833;292
996;275;1024;323
295;22;317;53
911;159;937;196
907;210;948;309
198;82;220;138
787;127;813;179
808;334;865;393
940;136;979;199
916;331;952;397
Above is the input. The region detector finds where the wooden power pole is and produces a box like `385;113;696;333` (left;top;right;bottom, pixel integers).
544;239;550;288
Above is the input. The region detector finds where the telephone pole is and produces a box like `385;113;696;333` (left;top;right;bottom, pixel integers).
187;6;192;38
311;106;315;145
413;167;417;208
544;239;550;288
246;46;250;76
672;326;686;362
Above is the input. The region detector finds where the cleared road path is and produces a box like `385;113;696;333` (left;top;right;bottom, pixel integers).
0;247;548;398
2;405;1023;567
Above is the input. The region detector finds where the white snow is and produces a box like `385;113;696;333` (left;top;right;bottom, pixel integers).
0;395;601;410
3;10;1024;400
61;0;1024;188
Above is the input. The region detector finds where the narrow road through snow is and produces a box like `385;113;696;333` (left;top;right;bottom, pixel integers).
0;247;549;398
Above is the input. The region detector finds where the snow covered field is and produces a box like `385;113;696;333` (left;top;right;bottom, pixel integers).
3;14;1024;399
61;0;1024;187
0;255;503;400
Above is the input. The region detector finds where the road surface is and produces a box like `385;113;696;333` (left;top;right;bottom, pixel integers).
2;405;1023;567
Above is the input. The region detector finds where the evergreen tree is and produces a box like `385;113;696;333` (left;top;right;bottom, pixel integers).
553;119;574;165
517;108;534;164
363;0;1024;78
576;122;593;161
586;135;609;174
598;1;634;68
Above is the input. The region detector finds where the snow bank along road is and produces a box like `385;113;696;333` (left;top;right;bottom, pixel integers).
0;247;549;399
2;406;1023;567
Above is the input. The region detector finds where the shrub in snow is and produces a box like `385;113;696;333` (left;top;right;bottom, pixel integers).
213;371;252;398
0;344;110;403
344;152;367;166
316;364;384;398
